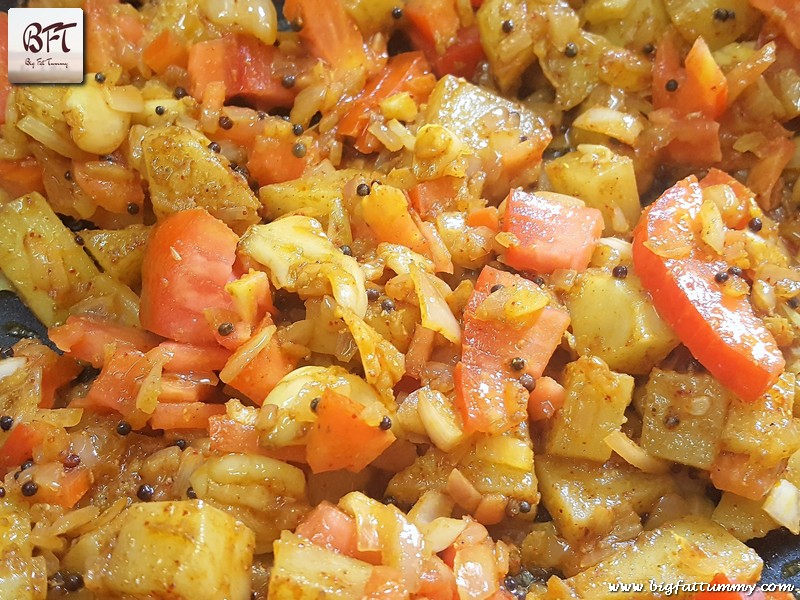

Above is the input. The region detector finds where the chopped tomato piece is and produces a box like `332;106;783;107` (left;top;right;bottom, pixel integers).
13;340;82;409
187;35;296;109
653;35;727;120
71;347;166;426
408;176;459;219
0;423;44;476
417;556;459;600
405;0;461;58
632;175;784;401
338;52;434;154
294;501;376;560
361;187;430;256
0;158;45;198
224;321;297;405
140;209;238;345
84;0;144;73
453;363;527;436
306;389;396;474
49;315;161;368
149;402;226;430
709;452;785;501
283;0;368;71
33;466;93;508
72;160;145;215
750;0;800;49
746;137;795;210
501;189;603;274
650;109;722;166
158;373;218;404
143;29;188;74
159;342;231;373
653;34;727;120
247;135;308;185
467;207;500;233
527;376;566;421
430;25;486;79
364;566;409;599
456;266;570;433
208;415;307;462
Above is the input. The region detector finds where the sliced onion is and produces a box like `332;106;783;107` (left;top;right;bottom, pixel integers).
104;85;144;113
0;357;26;383
409;264;461;344
16;115;87;159
33;408;84;428
763;480;800;535
424;517;467;553
604;430;670;474
220;325;276;384
446;468;482;513
407;491;455;529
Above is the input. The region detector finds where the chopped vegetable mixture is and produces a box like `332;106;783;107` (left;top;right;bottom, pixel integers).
0;0;800;598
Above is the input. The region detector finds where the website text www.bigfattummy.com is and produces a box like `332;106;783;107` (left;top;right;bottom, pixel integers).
608;580;796;595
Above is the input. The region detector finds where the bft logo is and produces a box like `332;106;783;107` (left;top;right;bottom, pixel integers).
8;8;84;84
22;21;78;54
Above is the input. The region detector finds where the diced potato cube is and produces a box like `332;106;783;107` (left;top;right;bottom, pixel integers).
0;192;139;327
722;372;800;464
424;75;551;198
561;516;762;598
566;269;679;375
0;503;46;600
140;125;260;232
387;424;538;511
476;0;537;93
93;501;254;600
583;0;669;49
546;356;633;461
269;531;373;600
80;224;151;289
535;454;676;545
189;454;309;554
663;0;760;50
545;145;641;234
640;370;731;469
259;168;371;223
712;492;778;541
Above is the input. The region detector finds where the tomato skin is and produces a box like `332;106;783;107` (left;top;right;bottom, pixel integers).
149;402;226;430
187;35;296;109
338;52;435;154
502;189;603;274
140;209;238;345
455;266;570;433
632;176;784;401
0;158;45;198
0;423;44;476
295;501;377;560
208;416;308;462
49;315;161;368
283;0;368;71
306;389;396;474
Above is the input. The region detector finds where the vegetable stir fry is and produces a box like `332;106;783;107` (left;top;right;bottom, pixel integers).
0;0;799;598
